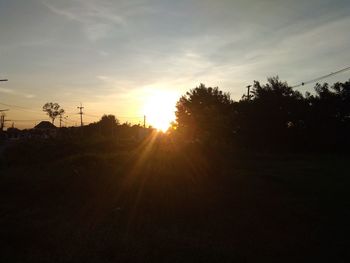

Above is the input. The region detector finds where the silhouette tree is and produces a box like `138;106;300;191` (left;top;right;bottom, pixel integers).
175;83;234;145
97;114;119;137
173;77;350;152
304;80;350;151
227;77;307;151
42;102;64;125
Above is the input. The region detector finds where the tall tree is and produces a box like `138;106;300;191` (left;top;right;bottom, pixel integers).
304;80;350;150
97;114;119;137
42;102;64;125
237;76;305;150
175;84;234;144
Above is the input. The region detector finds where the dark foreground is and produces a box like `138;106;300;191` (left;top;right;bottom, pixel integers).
0;138;349;262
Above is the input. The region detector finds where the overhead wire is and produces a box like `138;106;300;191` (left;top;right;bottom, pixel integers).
291;66;350;88
0;102;44;114
7;119;47;122
0;101;144;127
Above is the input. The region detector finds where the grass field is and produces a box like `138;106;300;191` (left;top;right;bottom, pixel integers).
0;138;349;262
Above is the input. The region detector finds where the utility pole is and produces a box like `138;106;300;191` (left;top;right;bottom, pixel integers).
59;114;68;128
246;85;251;100
0;111;8;131
0;79;9;131
0;110;9;131
59;114;63;128
143;115;146;128
77;103;84;127
0;115;4;131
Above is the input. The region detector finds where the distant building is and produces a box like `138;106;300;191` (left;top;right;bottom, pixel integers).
34;121;57;130
6;127;22;139
34;121;57;138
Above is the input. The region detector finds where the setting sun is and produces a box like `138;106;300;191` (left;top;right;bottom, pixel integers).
143;90;178;132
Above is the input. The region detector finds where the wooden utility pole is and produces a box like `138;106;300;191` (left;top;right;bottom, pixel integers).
59;114;63;128
246;85;251;100
59;114;68;128
0;115;4;131
77;103;84;127
1;79;10;130
0;110;9;131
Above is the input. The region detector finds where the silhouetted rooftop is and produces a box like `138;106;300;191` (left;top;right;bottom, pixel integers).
34;121;56;130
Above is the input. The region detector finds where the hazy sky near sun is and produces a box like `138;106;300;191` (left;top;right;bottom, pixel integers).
0;0;350;128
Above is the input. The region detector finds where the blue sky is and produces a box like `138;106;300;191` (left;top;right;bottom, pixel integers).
0;0;350;128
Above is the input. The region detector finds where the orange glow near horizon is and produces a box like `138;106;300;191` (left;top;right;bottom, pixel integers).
143;90;178;132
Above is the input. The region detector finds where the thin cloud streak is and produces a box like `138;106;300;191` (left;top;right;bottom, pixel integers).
42;0;125;41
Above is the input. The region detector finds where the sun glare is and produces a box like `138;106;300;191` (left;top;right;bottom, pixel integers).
143;90;178;132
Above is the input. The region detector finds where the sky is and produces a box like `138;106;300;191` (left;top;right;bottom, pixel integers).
0;0;350;129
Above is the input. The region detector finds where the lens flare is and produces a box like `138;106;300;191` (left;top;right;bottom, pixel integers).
143;90;178;131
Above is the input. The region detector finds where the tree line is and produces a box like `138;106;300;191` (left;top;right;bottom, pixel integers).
39;76;349;152
173;77;350;152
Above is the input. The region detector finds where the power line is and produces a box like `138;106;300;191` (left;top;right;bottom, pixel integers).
118;116;144;119
0;99;146;128
84;113;100;118
0;102;35;110
0;102;43;114
64;118;76;124
83;113;144;120
9;119;46;122
0;101;143;120
292;66;350;88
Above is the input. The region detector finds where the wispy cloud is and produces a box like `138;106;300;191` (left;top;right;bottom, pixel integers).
25;94;36;99
42;0;125;41
42;0;125;24
0;87;14;94
0;87;36;99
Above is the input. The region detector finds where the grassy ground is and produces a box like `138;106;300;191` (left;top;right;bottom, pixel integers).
0;138;349;262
